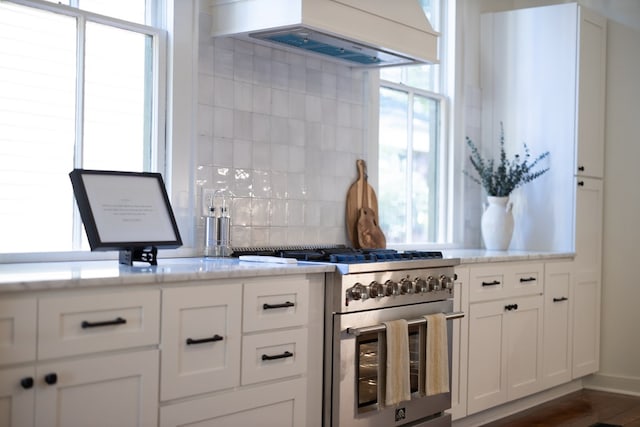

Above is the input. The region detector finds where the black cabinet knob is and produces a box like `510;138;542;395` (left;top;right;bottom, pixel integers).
44;373;57;385
578;165;585;172
20;377;34;389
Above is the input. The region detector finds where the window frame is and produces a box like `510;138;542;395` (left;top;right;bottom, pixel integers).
1;0;170;262
369;0;458;249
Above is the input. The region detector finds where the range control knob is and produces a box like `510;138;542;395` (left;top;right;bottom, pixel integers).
399;278;412;295
368;281;384;298
426;275;439;291
347;283;368;301
414;277;428;293
440;275;454;291
384;280;398;296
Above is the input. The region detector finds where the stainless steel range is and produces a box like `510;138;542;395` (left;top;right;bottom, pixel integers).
233;247;462;427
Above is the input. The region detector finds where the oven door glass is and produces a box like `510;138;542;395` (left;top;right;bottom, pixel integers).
356;325;421;411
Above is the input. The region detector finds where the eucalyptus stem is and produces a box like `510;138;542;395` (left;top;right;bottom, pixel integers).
465;123;550;197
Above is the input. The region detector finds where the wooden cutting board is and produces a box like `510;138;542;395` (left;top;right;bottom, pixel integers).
345;159;386;249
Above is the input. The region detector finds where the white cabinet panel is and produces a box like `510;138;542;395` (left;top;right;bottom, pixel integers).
572;271;601;378
576;7;607;178
0;298;36;366
0;366;35;427
35;349;159;427
467;294;543;415
159;378;307;427
38;290;160;359
241;329;308;385
243;277;309;332
161;284;242;401
543;262;573;388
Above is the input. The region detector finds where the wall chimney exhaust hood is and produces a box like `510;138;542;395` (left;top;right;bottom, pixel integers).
210;0;439;67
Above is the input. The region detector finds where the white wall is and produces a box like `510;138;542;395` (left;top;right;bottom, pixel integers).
594;19;640;390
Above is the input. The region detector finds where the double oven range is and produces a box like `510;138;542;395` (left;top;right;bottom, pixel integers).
233;246;462;427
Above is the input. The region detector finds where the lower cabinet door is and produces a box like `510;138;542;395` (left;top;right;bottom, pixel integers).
34;349;159;427
467;299;508;415
161;284;242;401
0;366;35;427
506;295;544;401
159;378;307;427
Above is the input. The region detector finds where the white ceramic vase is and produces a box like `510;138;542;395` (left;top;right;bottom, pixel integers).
481;196;514;251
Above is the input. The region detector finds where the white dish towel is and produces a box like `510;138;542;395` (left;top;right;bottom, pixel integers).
424;313;450;396
383;319;411;406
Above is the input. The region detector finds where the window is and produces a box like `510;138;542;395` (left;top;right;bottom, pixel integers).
378;0;452;246
0;0;165;256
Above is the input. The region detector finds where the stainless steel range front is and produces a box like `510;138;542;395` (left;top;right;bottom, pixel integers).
322;251;462;427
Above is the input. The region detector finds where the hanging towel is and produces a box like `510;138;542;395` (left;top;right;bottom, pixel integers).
424;313;450;396
383;319;411;406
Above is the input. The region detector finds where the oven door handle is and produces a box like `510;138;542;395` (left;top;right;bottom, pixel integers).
345;311;465;336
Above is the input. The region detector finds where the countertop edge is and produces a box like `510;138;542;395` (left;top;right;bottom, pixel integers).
0;250;575;293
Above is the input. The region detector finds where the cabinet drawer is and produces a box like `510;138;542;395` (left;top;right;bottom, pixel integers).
469;263;544;302
512;263;543;297
241;329;308;385
469;266;506;302
38;289;160;359
159;378;307;427
161;283;242;400
0;298;37;366
243;277;309;332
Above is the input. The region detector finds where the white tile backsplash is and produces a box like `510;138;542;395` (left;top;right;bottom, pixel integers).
198;14;369;248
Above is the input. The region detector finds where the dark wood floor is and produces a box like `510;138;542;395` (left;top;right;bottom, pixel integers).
481;389;640;427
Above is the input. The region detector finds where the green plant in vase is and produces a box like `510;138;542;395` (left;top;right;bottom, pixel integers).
465;123;550;250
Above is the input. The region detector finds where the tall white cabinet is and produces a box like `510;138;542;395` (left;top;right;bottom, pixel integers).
480;2;606;380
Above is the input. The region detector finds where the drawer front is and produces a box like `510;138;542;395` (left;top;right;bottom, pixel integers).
511;263;544;296
159;378;307;427
38;289;160;359
469;266;506;302
243;276;309;332
241;329;308;385
0;298;37;366
161;283;242;400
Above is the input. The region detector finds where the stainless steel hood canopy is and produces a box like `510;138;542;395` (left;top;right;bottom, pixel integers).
210;0;439;67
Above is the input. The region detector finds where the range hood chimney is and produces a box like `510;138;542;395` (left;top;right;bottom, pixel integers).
210;0;439;67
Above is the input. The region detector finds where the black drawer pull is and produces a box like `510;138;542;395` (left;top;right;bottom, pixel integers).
553;297;569;302
504;303;519;311
44;373;57;385
261;351;293;361
578;181;585;187
263;301;295;310
482;280;501;287
20;377;34;389
519;277;536;282
578;165;585;172
186;334;224;346
81;317;127;329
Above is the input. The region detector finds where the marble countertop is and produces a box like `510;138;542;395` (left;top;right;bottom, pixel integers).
0;250;574;294
442;249;574;264
0;257;334;293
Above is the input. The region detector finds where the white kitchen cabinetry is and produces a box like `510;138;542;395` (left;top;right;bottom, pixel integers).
467;263;544;415
543;261;573;388
575;8;607;179
159;274;324;427
0;290;161;427
161;283;242;401
572;177;603;378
